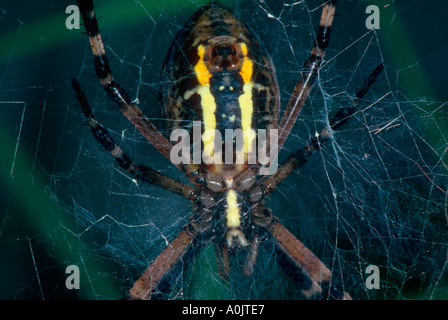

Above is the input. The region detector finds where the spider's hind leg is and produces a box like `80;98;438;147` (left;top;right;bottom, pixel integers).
266;218;336;299
129;208;215;300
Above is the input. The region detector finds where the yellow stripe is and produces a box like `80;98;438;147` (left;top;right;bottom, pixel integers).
238;42;256;153
194;45;216;158
226;189;240;228
239;43;252;83
193;43;256;157
198;86;216;158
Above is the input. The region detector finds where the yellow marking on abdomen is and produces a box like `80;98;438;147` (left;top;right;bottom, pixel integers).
194;45;211;85
238;42;256;153
193;45;217;158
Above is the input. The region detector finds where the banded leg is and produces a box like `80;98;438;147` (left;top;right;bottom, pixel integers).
277;0;337;151
263;63;384;197
72;78;195;199
76;0;175;164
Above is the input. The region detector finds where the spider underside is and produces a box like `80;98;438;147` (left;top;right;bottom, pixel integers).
72;0;383;300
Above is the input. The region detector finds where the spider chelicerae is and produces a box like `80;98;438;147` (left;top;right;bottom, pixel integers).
72;0;383;299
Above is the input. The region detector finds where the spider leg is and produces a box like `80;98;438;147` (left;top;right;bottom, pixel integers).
265;217;349;299
245;203;345;298
263;63;384;197
277;0;337;151
72;78;195;199
76;0;175;165
129;209;214;300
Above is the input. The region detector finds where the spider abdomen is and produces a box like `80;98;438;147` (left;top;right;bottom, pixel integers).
162;2;279;172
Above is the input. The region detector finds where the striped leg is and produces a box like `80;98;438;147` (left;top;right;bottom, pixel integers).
72;78;195;199
263;63;384;198
277;0;337;151
76;0;175;164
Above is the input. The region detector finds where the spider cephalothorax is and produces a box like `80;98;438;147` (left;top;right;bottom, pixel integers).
73;0;383;300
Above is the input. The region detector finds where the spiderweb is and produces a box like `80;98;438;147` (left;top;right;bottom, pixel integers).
0;0;447;300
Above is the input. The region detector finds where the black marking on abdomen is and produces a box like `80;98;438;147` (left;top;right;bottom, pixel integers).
210;71;244;131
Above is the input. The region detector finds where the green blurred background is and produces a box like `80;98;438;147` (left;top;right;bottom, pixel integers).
0;0;446;300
